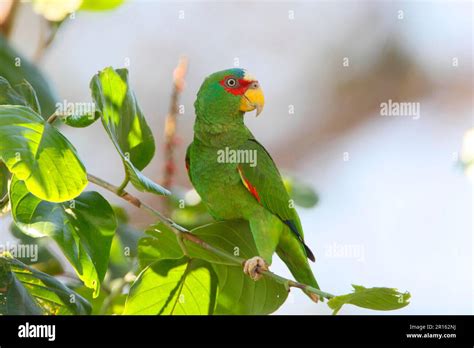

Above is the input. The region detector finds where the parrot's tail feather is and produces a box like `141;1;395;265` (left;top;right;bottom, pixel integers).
304;243;316;262
283;219;316;262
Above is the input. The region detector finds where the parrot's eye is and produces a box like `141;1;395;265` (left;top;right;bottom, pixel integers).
224;77;238;88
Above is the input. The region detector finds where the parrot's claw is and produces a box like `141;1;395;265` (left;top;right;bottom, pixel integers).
243;256;269;281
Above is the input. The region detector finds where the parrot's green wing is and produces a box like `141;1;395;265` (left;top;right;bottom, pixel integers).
238;138;315;261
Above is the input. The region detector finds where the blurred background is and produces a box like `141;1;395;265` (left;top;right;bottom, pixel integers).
0;0;472;314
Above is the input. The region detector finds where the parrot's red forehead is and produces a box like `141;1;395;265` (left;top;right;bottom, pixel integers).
219;75;254;96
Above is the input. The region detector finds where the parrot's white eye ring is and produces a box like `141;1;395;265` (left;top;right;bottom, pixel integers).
225;77;238;88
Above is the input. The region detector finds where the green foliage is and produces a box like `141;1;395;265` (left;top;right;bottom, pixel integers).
212;264;288;315
107;236;131;279
327;285;411;315
112;206;143;259
135;220;288;315
0;77;41;114
60;111;101;128
14;80;42;114
0;76;27;106
185;220;259;265
0;77;42;213
169;190;213;229
90;67;169;196
0;35;57;117
138;224;184;269
90;67;155;171
9;177;116;297
10;224;64;275
124;258;218;315
74;285;110;315
0;254;91;315
0;105;88;202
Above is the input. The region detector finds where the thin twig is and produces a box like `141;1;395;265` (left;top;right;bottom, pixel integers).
87;173;335;302
162;57;188;198
46;112;58;124
116;173;129;195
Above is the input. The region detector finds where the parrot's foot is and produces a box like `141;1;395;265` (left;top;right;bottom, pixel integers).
243;256;269;281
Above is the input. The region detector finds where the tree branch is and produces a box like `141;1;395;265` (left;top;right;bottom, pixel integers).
46;111;58;124
162;57;188;202
87;173;335;302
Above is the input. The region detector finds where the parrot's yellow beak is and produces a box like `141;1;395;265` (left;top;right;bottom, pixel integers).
240;74;264;116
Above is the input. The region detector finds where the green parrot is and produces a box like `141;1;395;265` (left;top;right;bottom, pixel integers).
186;68;320;293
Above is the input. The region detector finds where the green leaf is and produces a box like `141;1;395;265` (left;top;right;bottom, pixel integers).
186;220;263;266
169;190;213;229
10;223;64;275
74;282;127;315
9;177;117;297
124;158;170;195
60;111;101;128
0;254;91;315
52;88;99;128
80;0;125;11
0;76;28;106
73;285;109;315
137;221;244;267
138;223;184;269
90;67;169;196
212;264;288;315
107;235;131;279
0;35;57;117
327;285;411;315
14;80;42;114
0;77;41;114
284;176;319;208
123;258;218;315
90;67;154;171
0;105;88;202
114;205;143;257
